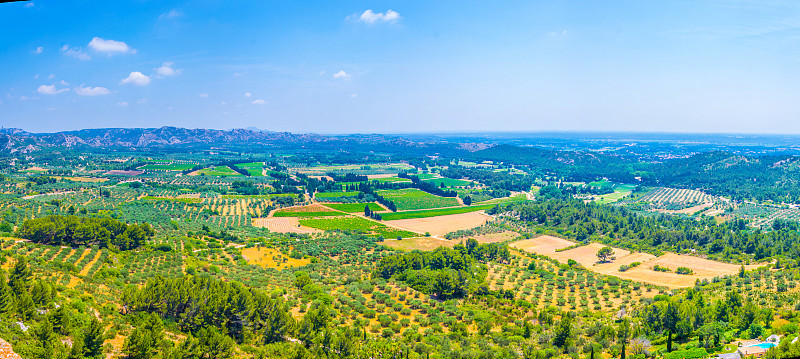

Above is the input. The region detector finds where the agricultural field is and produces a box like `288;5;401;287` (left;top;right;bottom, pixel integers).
235;162;266;176
371;176;411;183
511;236;765;288
381;204;495;220
298;216;418;238
138;163;196;171
315;191;360;199
191;165;242;176
423;177;471;187
322;202;386;213
635;187;717;213
296;163;414;175
376;188;460;210
272;204;342;217
385;211;492;236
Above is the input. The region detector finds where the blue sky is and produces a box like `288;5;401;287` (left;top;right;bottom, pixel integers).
1;0;799;134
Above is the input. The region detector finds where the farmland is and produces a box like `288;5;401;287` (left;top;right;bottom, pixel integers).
511;236;765;288
191;165;242;176
376;188;460;210
2;131;800;359
381;204;494;220
138;163;196;171
298;216;418;238
386;211;492;236
424;177;471;187
322;202;385;213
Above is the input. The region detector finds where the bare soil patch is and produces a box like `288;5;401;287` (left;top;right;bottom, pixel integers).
509;235;575;255
551;242;630;267
385;211;491;236
251;217;320;234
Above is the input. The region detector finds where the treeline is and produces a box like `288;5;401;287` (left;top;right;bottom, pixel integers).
326;172;367;182
17;215;154;250
375;240;510;299
508;199;800;262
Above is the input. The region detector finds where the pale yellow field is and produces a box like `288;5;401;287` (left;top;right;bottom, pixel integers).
511;236;765;288
386;211;492;236
241;247;310;269
509;235;574;254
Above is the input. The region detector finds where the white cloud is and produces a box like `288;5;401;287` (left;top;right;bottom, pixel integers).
48;74;55;80
355;9;400;24
137;98;147;104
37;84;69;95
198;93;209;98
333;70;350;79
74;85;111;96
117;102;129;107
34;47;43;55
19;96;39;101
244;92;252;98
88;37;135;54
121;72;151;86
350;93;359;98
220;101;227;106
156;62;181;77
319;70;326;76
160;9;182;19
61;45;91;61
24;2;34;8
252;99;267;105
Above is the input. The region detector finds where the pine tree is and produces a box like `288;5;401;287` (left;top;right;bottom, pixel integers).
0;270;14;316
9;256;32;291
83;317;105;359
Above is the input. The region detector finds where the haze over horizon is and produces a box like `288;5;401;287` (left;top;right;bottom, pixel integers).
2;0;799;134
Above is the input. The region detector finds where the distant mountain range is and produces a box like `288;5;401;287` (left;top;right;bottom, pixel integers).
0;127;345;153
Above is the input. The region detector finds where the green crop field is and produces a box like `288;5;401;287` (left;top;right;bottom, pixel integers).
195;165;242;176
373;177;412;183
139;163;195;171
381;204;495;220
322;202;385;213
475;193;528;205
315;191;360;199
236;162;265;176
377;188;460;210
299;216;418;238
424;177;471;187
